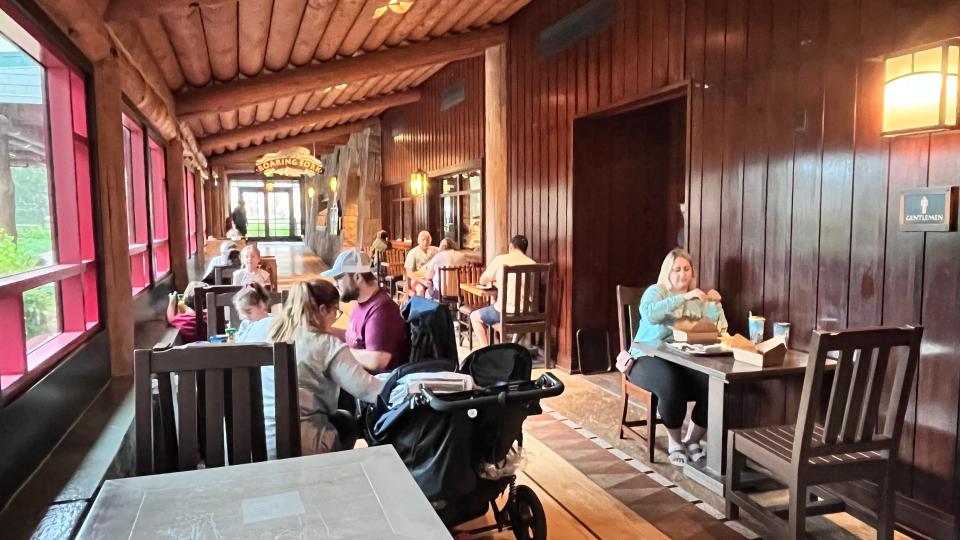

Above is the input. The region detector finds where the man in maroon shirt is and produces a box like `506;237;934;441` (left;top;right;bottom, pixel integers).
323;250;410;374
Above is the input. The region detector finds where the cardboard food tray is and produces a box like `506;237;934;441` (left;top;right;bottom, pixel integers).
731;336;786;367
671;318;720;345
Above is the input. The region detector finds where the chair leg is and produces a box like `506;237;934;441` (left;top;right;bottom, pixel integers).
725;432;744;520
646;393;657;463
544;329;552;369
788;482;808;540
876;462;896;540
618;383;630;440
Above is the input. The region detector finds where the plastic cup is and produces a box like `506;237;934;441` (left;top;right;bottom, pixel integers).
748;316;765;344
773;322;791;348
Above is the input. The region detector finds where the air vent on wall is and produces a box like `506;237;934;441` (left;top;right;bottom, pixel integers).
538;0;616;59
440;80;465;112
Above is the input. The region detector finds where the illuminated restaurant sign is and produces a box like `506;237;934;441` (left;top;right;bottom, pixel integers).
899;187;958;231
255;147;324;177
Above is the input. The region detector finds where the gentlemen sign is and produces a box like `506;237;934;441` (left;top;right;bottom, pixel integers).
899;186;958;232
255;147;324;177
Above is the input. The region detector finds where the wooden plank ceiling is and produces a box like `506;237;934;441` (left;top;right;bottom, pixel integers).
99;0;530;163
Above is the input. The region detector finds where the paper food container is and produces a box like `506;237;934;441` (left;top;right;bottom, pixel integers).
732;335;787;367
672;318;720;345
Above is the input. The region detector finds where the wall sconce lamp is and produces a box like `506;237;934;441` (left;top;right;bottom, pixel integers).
883;39;959;135
264;181;274;192
329;176;339;192
410;169;427;196
307;186;316;198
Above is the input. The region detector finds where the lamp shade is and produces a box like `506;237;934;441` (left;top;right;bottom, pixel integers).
307;186;316;198
329;176;338;192
264;181;274;192
410;170;427;196
883;41;960;135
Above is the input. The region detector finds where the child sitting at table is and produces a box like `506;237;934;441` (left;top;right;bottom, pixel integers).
234;283;274;343
232;245;271;288
166;281;207;343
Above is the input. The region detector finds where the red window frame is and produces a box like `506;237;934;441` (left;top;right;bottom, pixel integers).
148;138;169;279
0;6;99;397
184;167;197;256
122;114;150;295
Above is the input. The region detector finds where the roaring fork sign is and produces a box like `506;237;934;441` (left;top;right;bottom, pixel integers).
255;147;324;177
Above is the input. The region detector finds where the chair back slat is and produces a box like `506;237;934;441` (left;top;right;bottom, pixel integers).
499;264;552;323
214;264;239;286
176;371;200;470
156;374;178;471
856;345;891;439
134;343;299;474
616;285;645;351
204;369;226;467
384;248;406;265
822;348;856;443
231;367;253;464
840;348;876;442
437;266;463;300
457;265;485;306
793;326;923;460
195;285;242;341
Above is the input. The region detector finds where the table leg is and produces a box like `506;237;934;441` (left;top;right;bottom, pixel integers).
684;377;742;495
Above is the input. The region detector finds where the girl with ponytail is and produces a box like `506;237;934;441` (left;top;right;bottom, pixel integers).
267;280;382;455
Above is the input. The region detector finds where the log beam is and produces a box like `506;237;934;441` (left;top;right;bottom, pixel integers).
208;119;378;166
104;0;235;22
176;26;508;116
164;139;189;290
484;44;508;260
197;90;420;153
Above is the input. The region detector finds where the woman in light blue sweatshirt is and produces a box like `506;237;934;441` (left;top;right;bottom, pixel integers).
617;248;727;467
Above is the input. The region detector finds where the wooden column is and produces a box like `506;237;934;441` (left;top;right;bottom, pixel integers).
484;43;509;260
92;58;134;376
164;139;188;290
193;168;206;265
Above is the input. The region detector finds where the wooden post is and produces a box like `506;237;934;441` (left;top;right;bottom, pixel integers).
164;138;188;290
92;57;135;376
193;167;206;265
484;43;509;260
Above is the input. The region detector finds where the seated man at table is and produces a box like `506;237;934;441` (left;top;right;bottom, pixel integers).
405;230;438;297
423;238;469;300
323;249;411;374
203;240;240;282
469;235;535;348
614;247;727;467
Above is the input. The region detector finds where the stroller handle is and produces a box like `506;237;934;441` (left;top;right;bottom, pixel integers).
421;372;565;412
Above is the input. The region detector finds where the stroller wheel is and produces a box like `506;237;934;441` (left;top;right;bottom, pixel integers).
510;485;546;540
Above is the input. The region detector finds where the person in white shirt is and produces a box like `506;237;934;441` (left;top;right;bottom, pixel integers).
405;230;438;296
470;235;535;347
204;240;239;278
232;245;271;287
424;238;469;299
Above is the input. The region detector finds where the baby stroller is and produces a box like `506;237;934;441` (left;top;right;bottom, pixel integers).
363;344;564;539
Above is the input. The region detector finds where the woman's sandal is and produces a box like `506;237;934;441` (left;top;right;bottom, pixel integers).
668;449;687;467
686;442;705;463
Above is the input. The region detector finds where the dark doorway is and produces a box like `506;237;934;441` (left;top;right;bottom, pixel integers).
571;94;688;363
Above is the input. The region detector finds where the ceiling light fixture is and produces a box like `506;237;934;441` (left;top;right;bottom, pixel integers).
373;0;413;19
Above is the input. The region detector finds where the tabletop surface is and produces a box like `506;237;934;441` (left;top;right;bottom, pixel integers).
77;446;449;540
632;341;816;381
460;282;498;296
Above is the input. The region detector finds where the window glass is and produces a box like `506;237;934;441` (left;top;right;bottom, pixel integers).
23;282;58;350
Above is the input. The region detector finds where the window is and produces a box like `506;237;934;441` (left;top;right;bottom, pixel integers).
386;184;413;243
0;8;98;394
184;168;197;256
148;139;169;278
122;114;149;294
438;170;482;252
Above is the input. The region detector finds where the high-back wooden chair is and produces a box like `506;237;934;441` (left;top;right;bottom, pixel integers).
456;264;485;348
616;285;659;463
260;256;279;289
492;263;553;368
134;342;300;475
436;266;464;306
194;285;242;340
206;289;288;340
725;326;924;539
213;263;240;285
382;247;408;301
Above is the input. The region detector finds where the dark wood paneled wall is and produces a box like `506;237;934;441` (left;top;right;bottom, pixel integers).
506;0;960;536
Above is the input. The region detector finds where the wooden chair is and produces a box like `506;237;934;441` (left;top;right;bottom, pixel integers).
213;263;239;286
194;285;242;340
381;248;407;300
725;326;924;539
456;264;485;348
616;285;659;463
260;256;278;289
206;289;288;340
436;266;464;306
492;263;553;368
134;342;300;475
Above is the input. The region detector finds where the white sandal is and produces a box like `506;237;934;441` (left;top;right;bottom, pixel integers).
668;449;687;467
686;442;705;462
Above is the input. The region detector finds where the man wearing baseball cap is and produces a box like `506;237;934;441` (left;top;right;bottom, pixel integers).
322;249;410;373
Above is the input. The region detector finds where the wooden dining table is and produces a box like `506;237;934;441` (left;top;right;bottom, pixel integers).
631;340;827;494
460;282;498;300
77;446;449;539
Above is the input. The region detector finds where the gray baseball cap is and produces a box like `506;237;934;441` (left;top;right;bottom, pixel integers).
321;249;372;279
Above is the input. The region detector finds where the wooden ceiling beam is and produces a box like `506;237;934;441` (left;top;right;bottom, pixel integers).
197;90;420;153
104;0;235;22
176;25;507;117
207;118;379;165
